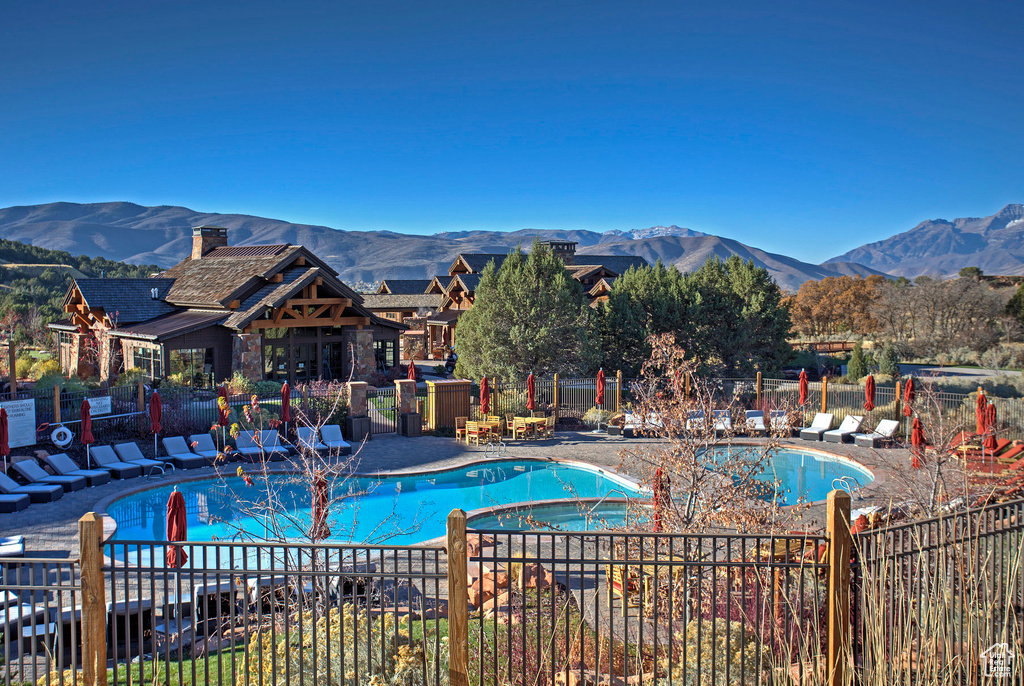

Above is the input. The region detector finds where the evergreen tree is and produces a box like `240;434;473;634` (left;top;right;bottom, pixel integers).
1007;282;1024;324
454;240;599;382
847;342;867;380
877;342;901;377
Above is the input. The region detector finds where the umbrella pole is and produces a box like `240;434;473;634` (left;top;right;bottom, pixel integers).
86;444;90;470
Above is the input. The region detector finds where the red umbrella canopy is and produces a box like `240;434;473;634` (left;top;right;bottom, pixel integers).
149;391;162;434
480;376;490;416
976;393;988;435
903;377;915;417
0;408;9;459
863;375;876;412
984;404;998;452
310;471;331;540
911;418;925;469
281;383;291;423
595;369;606;406
798;370;808;406
80;399;95;446
165;490;189;568
526;373;536;411
217;386;230;427
408;362;417;381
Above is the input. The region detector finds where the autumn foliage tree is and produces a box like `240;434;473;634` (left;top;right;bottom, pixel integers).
784;275;884;337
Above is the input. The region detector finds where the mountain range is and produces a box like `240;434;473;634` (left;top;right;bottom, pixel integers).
0;201;1019;291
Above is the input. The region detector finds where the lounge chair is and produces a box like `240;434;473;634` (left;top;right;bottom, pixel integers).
10;460;86;493
713;410;732;435
0;473;62;503
0;493;30;513
799;413;834;441
161;437;214;470
259;430;290;457
853;419;901;448
296;427;328;452
686;411;706;432
745;410;766;435
40;453;112;486
823;415;864;444
90;445;145;479
235;431;287;462
188;433;226;460
114;443;174;474
319;425;352;455
0;536;25;557
770;410;790;434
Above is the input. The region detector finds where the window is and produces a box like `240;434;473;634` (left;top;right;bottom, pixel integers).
373;339;396;370
132;346;163;380
169;348;213;387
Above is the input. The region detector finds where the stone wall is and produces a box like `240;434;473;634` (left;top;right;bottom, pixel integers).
342;329;374;381
232;333;263;382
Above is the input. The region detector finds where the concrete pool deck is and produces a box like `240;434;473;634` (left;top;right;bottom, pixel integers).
0;431;914;558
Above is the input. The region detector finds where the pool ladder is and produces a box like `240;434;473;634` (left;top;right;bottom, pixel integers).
583;489;632;531
831;475;864;496
484;439;508;457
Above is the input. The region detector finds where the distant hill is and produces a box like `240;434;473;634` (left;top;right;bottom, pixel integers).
0;202;884;291
825;204;1024;278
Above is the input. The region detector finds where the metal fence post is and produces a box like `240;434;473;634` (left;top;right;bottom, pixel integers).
827;489;851;686
447;509;469;686
615;370;623;412
553;373;559;422
79;512;108;686
821;376;829;413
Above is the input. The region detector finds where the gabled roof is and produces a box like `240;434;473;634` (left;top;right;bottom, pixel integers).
449;253;508;275
375;279;434;295
427;310;463;326
425;276;449;294
222;266;321;330
448;273;482;293
588;277;616;297
362;293;443;310
66;278;178;325
108;310;228;341
573;254;649;274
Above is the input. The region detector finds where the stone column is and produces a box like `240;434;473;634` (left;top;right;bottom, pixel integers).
395;379;421;437
342;329;375;381
232;333;263;382
347;381;370;441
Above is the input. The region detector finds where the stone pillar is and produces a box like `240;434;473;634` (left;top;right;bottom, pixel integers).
232;333;263;383
343;329;375;381
347;381;370;441
395;379;421;437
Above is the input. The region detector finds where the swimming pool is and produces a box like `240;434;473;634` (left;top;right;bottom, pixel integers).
712;446;873;505
105;459;644;546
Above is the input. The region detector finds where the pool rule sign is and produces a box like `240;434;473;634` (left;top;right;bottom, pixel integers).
0;398;36;448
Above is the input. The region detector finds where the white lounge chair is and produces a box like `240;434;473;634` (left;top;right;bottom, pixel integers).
162;437;214;469
686;411;706;432
114;442;173;474
745;410;766;435
259;430;290;457
0;473;63;503
853;419;901;448
824;415;864;444
0;493;30;513
0;535;25;558
10;460;86;493
90;445;145;479
297;427;328;452
713;410;732;435
41;453;112;487
799;413;834;441
319;425;352;455
770;410;790;434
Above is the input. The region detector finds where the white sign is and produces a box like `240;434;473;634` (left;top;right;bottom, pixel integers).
983;643;1014;679
89;396;112;416
0;398;36;449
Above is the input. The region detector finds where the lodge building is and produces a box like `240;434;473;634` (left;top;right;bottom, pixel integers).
51;227;404;385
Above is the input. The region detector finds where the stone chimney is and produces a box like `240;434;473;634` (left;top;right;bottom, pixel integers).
544;240;577;265
191;226;228;259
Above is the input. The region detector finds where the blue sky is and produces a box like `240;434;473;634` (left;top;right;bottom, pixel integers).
2;0;1022;263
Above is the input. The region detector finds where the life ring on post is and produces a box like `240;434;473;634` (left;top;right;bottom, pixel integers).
51;425;74;448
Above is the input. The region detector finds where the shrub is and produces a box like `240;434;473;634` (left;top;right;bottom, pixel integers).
672;618;768;685
31;372;88;397
254;380;284;396
28;358;60;379
432;364;448;376
582;407;614;426
114;368;149;388
365;370;389;388
225;371;255;395
14;356;32;379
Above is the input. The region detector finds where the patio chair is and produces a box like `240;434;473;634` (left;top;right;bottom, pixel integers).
770;410;790;434
465;421;490;446
188;433;225;459
11;460;86;493
799;413;834;441
296;427;328;452
504;414;515;437
90;445;145;479
0;473;62;503
161;437;215;469
745;410;766;435
235;432;287;462
114;442;174;474
686;411;705;432
853;419;900;448
540;415;555;439
605;563;643;618
259;430;291;458
40;453;112;486
319;425;352;455
455;417;468;443
824;415;864;444
512;417;532;440
713;410;732;435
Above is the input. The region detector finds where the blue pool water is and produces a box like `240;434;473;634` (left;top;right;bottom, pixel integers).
107;459;643;546
713;446;873;505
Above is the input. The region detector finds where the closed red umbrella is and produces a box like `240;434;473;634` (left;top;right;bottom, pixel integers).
407;361;417;381
595;369;606;407
81;399;95;469
911;418;925;469
976;393;988;435
150;391;162;457
310;471;331;541
281;382;291;424
0;408;9;472
984;404;998;454
902;377;915;417
166;490;188;568
863;375;875;412
480;376;489;416
798;370;808;406
526;373;536;412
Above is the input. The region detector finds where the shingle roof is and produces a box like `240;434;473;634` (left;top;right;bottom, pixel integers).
70;278;178;324
573;254;649;274
362;293;443;310
450;274;482;292
452;254;508;274
376;279;434;295
427;310;463;326
159;246;307;307
222;267;320;330
108;310;228;341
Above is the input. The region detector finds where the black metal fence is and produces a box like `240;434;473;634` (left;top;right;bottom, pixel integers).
367;387;397;435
